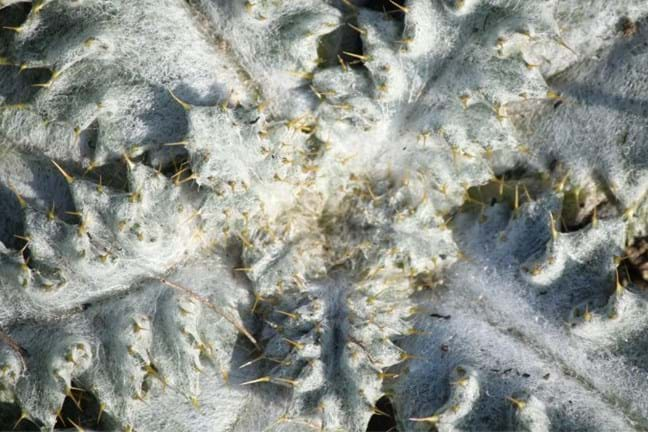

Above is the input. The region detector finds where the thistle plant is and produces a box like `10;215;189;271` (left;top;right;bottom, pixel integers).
1;0;648;431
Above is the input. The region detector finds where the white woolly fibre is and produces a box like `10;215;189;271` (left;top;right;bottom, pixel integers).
1;0;647;431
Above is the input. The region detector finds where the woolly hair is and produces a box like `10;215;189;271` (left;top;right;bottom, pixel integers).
1;0;648;431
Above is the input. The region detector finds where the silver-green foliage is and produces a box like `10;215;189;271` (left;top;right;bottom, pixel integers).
1;0;648;431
